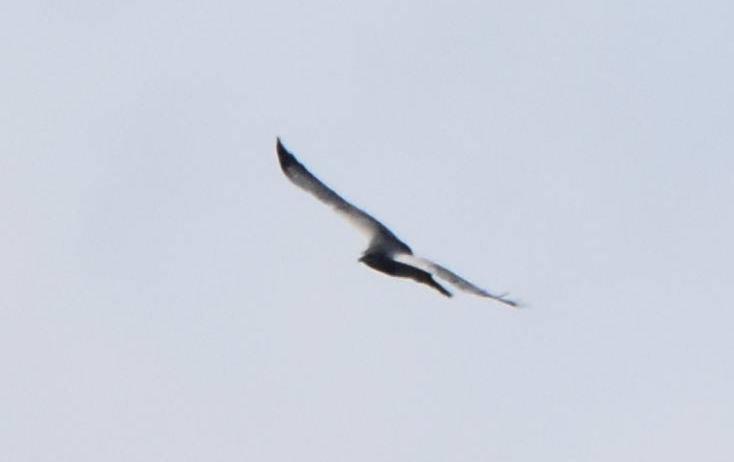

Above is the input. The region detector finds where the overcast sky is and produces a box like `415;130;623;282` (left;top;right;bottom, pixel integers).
3;1;733;461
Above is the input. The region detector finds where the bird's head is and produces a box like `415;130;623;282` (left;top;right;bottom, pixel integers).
358;253;381;269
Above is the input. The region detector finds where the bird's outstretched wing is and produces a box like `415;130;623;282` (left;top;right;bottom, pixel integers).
396;254;519;307
276;138;411;254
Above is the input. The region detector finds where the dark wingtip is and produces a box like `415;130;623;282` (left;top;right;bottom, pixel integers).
492;292;521;308
275;137;297;171
503;298;523;308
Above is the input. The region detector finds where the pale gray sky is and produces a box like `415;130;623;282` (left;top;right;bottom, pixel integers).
2;1;733;461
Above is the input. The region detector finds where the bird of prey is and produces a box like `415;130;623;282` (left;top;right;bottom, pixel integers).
276;138;518;306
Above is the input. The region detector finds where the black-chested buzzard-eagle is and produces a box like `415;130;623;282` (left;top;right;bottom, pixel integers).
276;138;517;306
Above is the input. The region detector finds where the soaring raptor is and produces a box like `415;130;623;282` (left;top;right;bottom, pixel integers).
276;138;517;306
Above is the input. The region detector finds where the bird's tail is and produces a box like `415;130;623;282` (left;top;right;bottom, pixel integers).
425;277;452;297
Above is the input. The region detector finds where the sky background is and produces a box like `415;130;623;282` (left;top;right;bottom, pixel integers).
3;1;733;461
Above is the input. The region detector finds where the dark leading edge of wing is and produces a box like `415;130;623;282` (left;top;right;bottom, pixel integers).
276;137;411;254
276;137;361;220
276;136;375;226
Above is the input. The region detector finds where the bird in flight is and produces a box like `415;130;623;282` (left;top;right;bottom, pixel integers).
276;138;518;306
